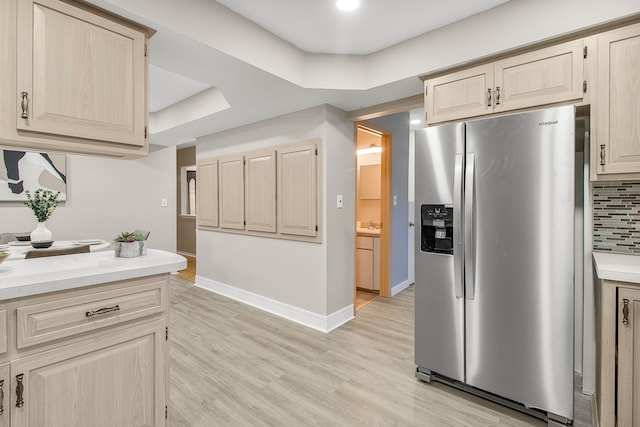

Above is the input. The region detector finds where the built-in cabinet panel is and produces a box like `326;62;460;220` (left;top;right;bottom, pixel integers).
493;40;584;113
0;310;6;355
245;150;276;233
425;64;493;124
359;164;381;200
424;40;584;125
197;139;321;242
0;0;150;157
219;155;245;230
355;235;380;291
0;363;9;427
278;142;318;237
618;287;640;427
16;0;146;146
11;321;165;427
593;23;640;179
197;159;219;229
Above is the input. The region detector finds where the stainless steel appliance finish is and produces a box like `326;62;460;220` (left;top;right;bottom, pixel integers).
414;106;575;423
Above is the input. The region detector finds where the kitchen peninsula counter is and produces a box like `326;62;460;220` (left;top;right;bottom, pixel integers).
0;249;186;300
0;249;185;426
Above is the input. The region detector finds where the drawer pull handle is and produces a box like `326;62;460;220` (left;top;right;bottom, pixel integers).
623;298;630;326
86;305;120;318
0;379;4;415
20;92;29;119
15;374;23;408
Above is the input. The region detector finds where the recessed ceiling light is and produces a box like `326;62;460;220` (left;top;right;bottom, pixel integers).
336;0;360;12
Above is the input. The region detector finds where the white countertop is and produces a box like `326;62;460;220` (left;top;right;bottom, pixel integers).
593;252;640;284
356;227;380;236
0;249;187;300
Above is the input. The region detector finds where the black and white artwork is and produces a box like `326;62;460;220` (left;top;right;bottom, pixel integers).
0;149;67;201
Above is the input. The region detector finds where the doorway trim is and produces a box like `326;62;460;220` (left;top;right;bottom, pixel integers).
356;123;391;299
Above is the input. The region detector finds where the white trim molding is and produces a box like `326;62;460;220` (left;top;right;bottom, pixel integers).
391;279;412;297
195;276;354;333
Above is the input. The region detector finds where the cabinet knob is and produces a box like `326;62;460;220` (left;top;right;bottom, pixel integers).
20;92;29;120
600;144;606;166
495;86;501;105
623;298;630;326
487;88;492;107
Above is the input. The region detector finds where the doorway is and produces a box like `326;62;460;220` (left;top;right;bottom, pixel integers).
355;124;391;310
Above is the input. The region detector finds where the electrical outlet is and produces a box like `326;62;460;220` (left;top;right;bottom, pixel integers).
336;195;343;208
161;198;168;207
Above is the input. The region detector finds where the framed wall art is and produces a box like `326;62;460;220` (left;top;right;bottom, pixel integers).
0;149;67;201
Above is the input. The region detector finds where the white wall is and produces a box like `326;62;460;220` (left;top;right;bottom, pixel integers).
195;105;355;319
0;145;177;252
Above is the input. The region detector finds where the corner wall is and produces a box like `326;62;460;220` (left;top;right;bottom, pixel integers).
195;105;355;331
0;145;178;251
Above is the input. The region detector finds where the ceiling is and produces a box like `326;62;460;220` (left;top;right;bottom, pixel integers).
83;0;640;148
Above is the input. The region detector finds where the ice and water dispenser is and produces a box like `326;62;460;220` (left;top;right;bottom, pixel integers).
420;204;454;255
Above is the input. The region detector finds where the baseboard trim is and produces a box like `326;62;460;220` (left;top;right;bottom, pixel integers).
391;280;412;296
195;276;354;333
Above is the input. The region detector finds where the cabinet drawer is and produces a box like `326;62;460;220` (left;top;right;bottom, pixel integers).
356;236;374;250
16;278;167;349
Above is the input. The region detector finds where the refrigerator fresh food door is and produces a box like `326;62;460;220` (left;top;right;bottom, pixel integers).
464;106;574;420
414;122;465;382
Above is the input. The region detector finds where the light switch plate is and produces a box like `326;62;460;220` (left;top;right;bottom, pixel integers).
161;198;168;207
393;195;398;206
336;195;343;208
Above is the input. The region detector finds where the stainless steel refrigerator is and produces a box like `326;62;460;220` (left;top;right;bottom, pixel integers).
414;106;574;424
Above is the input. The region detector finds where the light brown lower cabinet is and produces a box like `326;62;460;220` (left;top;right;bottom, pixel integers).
597;279;640;426
0;275;168;427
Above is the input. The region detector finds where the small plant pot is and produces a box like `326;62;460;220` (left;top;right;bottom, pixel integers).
114;241;147;258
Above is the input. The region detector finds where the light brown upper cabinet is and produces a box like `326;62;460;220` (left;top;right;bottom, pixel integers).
425;40;584;125
278;141;318;238
245;150;276;233
0;0;150;158
196;158;219;229
359;163;382;200
219;154;245;230
592;23;640;180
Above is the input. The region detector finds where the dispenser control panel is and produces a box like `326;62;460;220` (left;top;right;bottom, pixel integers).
421;204;454;255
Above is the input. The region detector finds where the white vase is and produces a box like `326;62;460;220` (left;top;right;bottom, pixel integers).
30;221;52;242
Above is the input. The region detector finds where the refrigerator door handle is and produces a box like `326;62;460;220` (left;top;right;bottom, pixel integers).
453;153;464;299
464;153;476;300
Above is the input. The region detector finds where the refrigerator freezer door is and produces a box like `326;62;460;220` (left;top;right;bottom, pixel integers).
464;106;574;420
414;123;465;382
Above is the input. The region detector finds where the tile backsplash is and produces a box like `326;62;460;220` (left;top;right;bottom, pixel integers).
593;181;640;254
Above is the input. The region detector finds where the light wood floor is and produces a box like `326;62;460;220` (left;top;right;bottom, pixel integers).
168;276;592;426
355;288;379;310
176;254;196;282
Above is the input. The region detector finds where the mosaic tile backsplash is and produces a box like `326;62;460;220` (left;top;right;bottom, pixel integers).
593;181;640;254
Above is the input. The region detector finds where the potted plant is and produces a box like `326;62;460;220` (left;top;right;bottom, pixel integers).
24;189;60;242
113;231;147;258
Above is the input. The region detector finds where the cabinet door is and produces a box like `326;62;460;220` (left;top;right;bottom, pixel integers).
219;155;245;230
11;321;165;427
425;64;493;125
16;0;146;146
277;142;318;237
197;159;219;229
595;23;640;176
0;364;9;427
356;248;373;290
245;150;276;233
618;287;640;427
493;40;584;113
